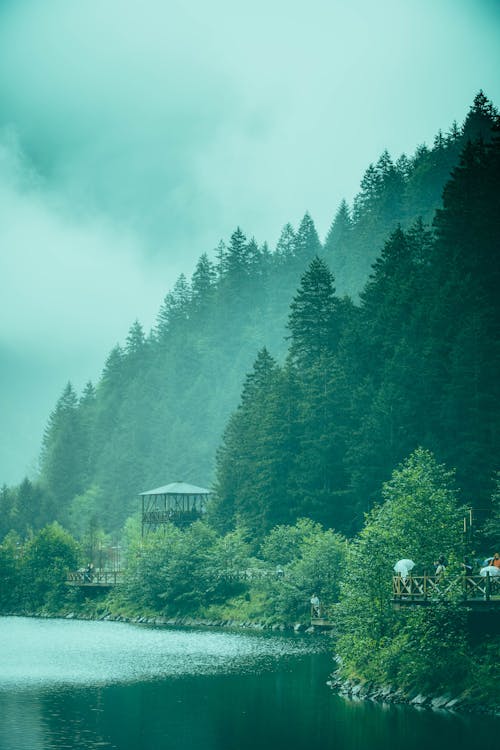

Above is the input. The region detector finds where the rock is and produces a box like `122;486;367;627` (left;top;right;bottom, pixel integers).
431;695;452;710
378;685;393;701
411;694;429;706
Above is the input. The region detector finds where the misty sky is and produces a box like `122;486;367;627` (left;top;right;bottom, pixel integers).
1;0;499;484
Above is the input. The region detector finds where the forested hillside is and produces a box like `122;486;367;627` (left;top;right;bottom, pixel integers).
1;92;498;538
213;120;500;536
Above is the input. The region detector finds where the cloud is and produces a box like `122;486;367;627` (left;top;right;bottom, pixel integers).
0;130;168;355
0;129;173;484
1;0;499;254
0;0;499;483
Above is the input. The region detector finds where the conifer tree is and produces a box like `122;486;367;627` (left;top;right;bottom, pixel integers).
294;212;321;263
323;200;353;294
324;199;352;257
155;274;191;343
275;223;296;264
287;257;339;365
39;383;85;521
225;227;250;280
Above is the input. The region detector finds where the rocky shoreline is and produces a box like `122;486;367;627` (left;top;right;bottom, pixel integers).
327;669;499;716
2;609;327;635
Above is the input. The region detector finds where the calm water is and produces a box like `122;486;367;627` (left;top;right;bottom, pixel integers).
0;617;497;750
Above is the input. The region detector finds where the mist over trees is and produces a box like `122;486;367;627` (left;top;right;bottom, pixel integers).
1;92;499;540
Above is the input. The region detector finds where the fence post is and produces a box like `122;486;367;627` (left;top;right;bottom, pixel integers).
486;572;491;602
423;571;427;600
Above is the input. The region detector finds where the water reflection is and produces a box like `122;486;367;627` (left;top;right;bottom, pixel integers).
0;617;498;750
0;616;318;687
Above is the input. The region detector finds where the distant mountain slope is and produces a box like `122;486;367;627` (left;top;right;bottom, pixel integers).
1;92;497;537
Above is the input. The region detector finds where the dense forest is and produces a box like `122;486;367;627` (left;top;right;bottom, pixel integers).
1;91;498;541
1;92;500;709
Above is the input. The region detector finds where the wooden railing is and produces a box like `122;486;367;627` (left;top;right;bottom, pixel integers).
392;573;500;602
66;570;123;586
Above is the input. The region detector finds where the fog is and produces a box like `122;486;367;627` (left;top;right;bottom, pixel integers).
0;0;499;483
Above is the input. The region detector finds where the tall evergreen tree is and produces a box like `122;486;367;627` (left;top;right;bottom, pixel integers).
39;383;85;520
275;223;296;264
323;199;353;295
294;212;322;263
287;257;339;365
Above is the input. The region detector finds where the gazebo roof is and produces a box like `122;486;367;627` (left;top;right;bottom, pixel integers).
139;482;211;497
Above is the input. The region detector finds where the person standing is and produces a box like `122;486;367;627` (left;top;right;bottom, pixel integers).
310;593;320;617
434;555;447;576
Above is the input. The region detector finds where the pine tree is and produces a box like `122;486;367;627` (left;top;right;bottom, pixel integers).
225;227;250;280
275;223;296;265
324;200;352;256
287;257;339;365
462;90;498;142
155;274;191;342
323;200;353;294
191;253;217;310
294;212;321;264
39;383;86;521
212;348;281;535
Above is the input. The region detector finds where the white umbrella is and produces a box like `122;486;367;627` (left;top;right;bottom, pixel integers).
480;565;500;577
394;559;415;578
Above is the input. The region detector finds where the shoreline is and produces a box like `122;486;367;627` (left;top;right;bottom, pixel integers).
3;611;497;716
0;609;328;635
327;670;500;717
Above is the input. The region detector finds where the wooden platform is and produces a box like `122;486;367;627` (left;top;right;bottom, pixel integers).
66;570;123;588
311;617;334;629
392;573;500;608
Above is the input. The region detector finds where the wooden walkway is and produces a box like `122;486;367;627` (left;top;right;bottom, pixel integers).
66;570;123;588
392;573;500;608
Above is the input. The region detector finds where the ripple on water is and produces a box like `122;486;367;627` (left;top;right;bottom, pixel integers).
0;617;324;689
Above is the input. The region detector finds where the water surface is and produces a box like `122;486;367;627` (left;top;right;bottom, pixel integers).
0;617;497;750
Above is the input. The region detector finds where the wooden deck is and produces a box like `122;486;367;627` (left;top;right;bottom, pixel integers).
66;570;123;588
310;617;334;629
392;573;500;608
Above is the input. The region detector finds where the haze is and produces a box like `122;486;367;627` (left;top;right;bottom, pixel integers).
0;0;499;484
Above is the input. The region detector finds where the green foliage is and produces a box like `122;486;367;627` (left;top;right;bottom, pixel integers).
121;522;252;616
259;520;346;622
21;523;79;610
477;474;500;552
66;484;106;539
287;257;339;364
336;448;473;695
0;532;24;610
0;479;48;538
260;518;321;566
388;603;470;692
371;447;464;569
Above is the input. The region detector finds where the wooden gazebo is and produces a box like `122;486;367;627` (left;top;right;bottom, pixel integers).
139;481;211;535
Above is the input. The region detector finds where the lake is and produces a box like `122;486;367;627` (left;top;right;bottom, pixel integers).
0;617;497;749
